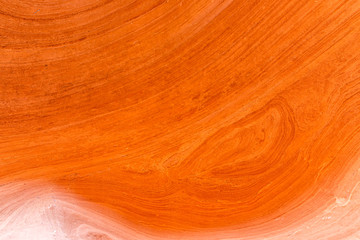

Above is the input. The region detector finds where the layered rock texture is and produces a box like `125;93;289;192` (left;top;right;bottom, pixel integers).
1;0;360;239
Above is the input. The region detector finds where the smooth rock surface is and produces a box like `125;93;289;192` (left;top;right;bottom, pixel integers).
1;0;360;239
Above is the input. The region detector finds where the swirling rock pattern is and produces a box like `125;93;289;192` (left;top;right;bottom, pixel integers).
1;0;360;239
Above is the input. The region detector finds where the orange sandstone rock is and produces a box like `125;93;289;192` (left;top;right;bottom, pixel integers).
1;0;360;239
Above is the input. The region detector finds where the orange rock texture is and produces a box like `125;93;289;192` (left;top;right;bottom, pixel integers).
1;0;360;239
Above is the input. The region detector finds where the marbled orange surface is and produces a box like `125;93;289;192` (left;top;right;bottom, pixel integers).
1;0;360;239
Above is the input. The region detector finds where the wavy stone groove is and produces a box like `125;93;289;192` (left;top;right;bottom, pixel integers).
1;0;360;239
